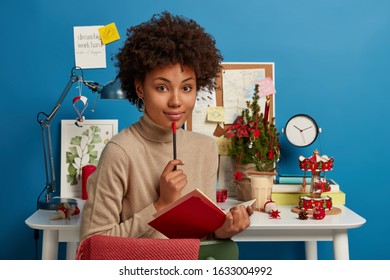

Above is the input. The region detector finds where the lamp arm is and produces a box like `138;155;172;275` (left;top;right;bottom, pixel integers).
36;66;111;206
45;73;81;124
36;71;81;201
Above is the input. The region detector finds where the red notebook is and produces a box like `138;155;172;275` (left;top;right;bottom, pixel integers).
148;189;255;239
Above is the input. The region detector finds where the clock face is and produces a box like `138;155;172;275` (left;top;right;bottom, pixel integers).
284;114;319;147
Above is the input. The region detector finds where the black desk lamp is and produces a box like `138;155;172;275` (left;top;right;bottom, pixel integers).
36;66;125;210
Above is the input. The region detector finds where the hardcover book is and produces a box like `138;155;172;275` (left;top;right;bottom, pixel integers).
271;190;346;205
277;174;311;184
273;179;340;193
148;188;255;239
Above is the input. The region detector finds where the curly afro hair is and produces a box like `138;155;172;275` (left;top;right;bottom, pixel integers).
116;11;223;105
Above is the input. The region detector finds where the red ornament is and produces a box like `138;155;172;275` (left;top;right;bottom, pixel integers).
264;200;278;213
234;171;243;181
269;209;281;219
313;206;326;220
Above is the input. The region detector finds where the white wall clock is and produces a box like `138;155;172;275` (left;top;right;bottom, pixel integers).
283;114;320;147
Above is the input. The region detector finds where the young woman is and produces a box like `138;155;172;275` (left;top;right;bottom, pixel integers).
80;11;252;241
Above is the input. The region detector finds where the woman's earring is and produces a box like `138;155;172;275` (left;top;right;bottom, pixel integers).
136;97;144;112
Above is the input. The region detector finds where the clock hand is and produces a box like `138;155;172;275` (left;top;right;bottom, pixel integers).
294;125;303;132
302;125;313;131
301;132;306;144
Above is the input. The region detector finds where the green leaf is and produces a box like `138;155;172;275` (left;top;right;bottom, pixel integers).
66;151;77;164
91;126;101;133
88;150;98;159
67;163;77;176
70;136;82;146
87;144;95;153
82;129;90;137
68;146;78;155
91;134;102;144
67;174;78;185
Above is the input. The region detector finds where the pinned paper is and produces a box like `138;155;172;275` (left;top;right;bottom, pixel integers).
98;22;120;45
74;26;106;69
207;106;225;122
215;136;230;155
257;77;276;97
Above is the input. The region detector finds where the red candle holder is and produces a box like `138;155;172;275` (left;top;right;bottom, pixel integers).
216;189;228;203
82;164;96;200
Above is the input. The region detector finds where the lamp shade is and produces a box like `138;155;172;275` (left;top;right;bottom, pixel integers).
100;78;127;99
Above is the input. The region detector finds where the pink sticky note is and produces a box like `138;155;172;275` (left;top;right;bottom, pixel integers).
257;77;276;97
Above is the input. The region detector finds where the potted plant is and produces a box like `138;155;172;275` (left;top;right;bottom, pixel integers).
226;82;280;208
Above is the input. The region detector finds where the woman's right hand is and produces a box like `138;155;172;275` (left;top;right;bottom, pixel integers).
154;159;186;211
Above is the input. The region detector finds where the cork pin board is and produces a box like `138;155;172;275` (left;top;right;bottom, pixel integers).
187;62;275;136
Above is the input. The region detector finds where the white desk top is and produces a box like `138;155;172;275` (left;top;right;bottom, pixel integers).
25;198;365;233
25;197;366;260
219;198;366;230
25;200;85;231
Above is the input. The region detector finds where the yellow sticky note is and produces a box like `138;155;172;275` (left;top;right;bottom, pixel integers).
215;136;230;155
98;22;120;45
207;106;225;122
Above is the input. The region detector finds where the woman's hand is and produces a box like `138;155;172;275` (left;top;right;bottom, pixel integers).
154;159;186;211
214;205;253;239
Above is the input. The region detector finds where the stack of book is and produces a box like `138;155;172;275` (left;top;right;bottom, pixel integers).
271;175;346;205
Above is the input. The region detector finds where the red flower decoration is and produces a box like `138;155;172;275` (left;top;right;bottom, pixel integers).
269;209;281;219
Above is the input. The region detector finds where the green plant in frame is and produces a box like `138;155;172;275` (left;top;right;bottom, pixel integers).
66;125;102;185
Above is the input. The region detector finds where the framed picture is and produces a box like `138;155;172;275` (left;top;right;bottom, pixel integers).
61;119;118;199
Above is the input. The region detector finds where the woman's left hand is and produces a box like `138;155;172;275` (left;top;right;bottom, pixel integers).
214;205;253;239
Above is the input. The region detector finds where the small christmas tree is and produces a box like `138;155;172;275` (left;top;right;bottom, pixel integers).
226;84;280;178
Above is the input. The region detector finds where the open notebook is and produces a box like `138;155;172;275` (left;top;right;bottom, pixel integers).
149;188;255;239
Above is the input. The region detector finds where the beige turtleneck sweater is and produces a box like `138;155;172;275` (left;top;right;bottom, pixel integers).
80;114;218;241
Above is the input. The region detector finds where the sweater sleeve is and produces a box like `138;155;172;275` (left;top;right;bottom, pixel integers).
80;142;161;241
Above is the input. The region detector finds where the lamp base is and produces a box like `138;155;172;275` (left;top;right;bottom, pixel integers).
38;197;78;210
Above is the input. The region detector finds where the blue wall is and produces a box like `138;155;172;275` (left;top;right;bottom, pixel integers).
1;0;389;260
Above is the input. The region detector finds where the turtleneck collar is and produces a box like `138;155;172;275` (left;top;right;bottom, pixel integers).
134;113;178;143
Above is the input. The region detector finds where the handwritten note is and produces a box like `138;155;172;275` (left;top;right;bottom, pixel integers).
222;69;265;123
191;88;218;137
191;106;217;137
98;22;120;45
195;87;216;108
207;106;225;122
74;26;106;69
215;136;230;155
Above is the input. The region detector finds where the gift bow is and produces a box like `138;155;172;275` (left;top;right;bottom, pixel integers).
226;117;261;139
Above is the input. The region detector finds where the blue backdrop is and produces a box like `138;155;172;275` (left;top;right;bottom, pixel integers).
1;0;389;260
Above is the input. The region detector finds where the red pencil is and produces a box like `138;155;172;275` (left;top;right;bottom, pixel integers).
172;122;177;170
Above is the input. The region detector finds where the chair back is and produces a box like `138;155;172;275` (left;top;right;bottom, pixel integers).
76;234;239;260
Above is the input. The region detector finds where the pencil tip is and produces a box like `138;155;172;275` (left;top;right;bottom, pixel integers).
172;122;176;133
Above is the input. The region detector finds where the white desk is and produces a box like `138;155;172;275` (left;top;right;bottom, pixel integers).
25;200;85;260
25;199;365;260
223;200;366;260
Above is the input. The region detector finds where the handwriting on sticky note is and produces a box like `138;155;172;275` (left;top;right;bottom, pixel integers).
98;22;120;45
207;106;225;122
215;136;230;155
257;77;276;97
